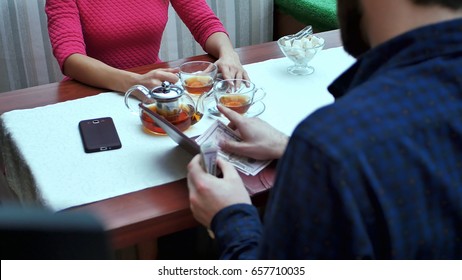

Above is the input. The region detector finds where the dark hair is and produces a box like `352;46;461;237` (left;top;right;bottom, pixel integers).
412;0;462;9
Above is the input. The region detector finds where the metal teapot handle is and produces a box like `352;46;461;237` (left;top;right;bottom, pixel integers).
124;85;150;114
194;90;215;125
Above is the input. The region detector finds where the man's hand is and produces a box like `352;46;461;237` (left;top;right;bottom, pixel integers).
187;156;251;228
218;105;289;160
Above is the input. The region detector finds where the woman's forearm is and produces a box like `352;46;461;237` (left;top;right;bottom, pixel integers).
204;32;237;59
63;54;139;93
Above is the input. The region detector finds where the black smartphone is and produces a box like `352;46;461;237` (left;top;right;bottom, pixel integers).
78;117;122;153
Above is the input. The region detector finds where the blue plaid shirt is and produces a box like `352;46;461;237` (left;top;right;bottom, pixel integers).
211;19;462;259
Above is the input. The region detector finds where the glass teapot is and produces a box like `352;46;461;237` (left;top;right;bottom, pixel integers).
124;81;209;135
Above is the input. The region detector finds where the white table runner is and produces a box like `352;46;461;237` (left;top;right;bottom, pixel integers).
0;47;355;211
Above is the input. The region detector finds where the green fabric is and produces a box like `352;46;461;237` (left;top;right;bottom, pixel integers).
275;0;338;31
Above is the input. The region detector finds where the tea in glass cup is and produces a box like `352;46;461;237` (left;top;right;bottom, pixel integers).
218;95;251;114
179;61;217;95
213;79;266;115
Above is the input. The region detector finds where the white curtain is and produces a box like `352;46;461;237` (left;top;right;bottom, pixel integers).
0;0;62;93
160;0;274;61
0;0;273;93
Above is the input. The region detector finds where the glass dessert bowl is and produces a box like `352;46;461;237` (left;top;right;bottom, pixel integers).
277;33;325;76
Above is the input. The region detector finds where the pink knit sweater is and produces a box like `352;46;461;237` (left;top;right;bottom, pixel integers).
45;0;227;71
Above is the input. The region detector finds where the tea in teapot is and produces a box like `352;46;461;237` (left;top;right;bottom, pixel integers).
124;82;205;135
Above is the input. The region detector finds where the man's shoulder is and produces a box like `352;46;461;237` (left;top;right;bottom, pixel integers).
293;73;454;158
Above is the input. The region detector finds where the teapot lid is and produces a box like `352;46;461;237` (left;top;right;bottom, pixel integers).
150;81;184;100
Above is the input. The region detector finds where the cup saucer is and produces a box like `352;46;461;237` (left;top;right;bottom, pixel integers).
207;101;266;118
244;101;266;117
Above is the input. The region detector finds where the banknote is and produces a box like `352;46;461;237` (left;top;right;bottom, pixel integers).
200;142;218;176
196;120;272;176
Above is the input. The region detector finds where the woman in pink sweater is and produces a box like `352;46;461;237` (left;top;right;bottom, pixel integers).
45;0;249;92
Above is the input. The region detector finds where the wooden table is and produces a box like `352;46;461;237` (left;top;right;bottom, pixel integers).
0;29;342;257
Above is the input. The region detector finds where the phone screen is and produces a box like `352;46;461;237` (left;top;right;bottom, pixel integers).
78;117;122;153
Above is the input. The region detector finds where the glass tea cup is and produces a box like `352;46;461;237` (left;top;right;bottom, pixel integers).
179;61;217;96
213;79;266;115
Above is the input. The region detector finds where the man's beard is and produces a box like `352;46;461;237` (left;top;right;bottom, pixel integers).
337;0;371;58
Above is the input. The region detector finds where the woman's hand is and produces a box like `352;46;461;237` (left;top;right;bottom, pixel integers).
204;32;250;81
214;51;250;81
63;54;180;92
135;68;180;89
